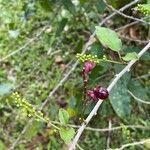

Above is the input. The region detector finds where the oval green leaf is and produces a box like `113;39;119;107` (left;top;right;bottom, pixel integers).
59;108;69;125
95;26;122;52
109;80;131;118
122;52;138;61
59;127;75;144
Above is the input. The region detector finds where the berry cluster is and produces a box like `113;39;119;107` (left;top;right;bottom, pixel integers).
87;86;109;101
82;60;109;102
11;92;49;122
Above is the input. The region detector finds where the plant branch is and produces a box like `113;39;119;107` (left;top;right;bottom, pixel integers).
118;34;149;44
100;0;141;26
68;42;150;150
111;139;150;150
106;119;112;149
103;0;150;25
128;90;150;104
134;73;150;80
115;20;140;31
51;121;150;132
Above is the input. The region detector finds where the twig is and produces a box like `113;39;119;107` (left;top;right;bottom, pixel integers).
134;74;150;80
103;0;150;25
106;119;112;149
9;0;142;149
128;90;150;104
50;50;61;56
77;144;84;150
115;21;139;31
100;0;141;26
115;21;140;31
111;139;150;150
51;121;150;132
118;34;149;44
68;42;150;150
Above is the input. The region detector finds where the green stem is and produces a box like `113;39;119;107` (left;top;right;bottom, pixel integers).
35;113;60;130
77;144;84;150
99;59;126;64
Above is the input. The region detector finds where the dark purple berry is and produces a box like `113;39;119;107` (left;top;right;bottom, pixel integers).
88;86;109;101
83;61;95;74
94;86;109;100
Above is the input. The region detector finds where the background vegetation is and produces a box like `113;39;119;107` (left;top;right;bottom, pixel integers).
0;0;150;149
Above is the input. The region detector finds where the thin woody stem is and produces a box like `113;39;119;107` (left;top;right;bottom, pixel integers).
82;68;87;102
81;68;88;117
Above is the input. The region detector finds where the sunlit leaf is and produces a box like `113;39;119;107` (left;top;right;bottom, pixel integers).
95;26;122;52
122;52;138;61
0;140;5;150
59;108;69;125
144;139;150;149
59;127;75;144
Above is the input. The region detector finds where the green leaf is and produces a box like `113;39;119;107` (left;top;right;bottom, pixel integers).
0;11;12;24
96;0;106;13
39;0;53;11
55;18;68;37
0;140;5;150
122;52;138;61
59;108;69;125
0;83;14;96
109;80;131;118
79;0;88;5
61;0;76;14
144;139;150;149
95;26;122;52
59;127;75;144
90;42;103;57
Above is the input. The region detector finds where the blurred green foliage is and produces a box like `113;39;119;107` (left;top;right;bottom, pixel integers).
0;0;150;149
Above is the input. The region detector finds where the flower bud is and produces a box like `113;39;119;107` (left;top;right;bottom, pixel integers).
83;61;95;74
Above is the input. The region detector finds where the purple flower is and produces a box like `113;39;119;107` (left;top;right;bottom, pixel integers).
83;61;95;74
